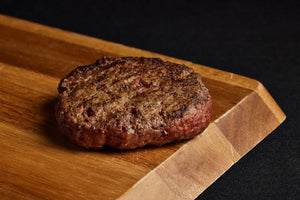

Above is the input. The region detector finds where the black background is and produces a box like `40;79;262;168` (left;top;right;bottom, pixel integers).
1;0;299;199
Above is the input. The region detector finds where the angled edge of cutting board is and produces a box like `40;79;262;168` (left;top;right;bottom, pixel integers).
118;81;285;200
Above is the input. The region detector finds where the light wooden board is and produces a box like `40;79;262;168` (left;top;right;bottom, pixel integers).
0;15;285;200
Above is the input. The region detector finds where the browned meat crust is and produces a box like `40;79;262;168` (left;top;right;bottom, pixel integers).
55;57;212;149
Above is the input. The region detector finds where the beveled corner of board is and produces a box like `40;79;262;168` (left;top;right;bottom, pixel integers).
214;78;286;157
254;80;286;123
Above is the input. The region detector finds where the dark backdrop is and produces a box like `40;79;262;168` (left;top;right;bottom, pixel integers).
1;1;299;199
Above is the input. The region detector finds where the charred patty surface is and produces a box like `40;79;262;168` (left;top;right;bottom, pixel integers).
55;57;212;149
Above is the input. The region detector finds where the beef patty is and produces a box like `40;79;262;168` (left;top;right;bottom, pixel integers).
55;57;212;149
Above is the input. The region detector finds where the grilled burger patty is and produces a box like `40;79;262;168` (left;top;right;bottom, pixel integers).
55;57;212;149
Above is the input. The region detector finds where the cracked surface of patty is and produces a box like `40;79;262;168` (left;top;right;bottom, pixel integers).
55;57;212;149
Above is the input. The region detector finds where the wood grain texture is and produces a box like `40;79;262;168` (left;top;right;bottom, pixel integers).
0;15;285;200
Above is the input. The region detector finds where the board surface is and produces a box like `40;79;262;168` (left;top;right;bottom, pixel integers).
0;15;285;200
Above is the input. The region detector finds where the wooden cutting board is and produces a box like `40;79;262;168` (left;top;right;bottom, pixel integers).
0;15;285;200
